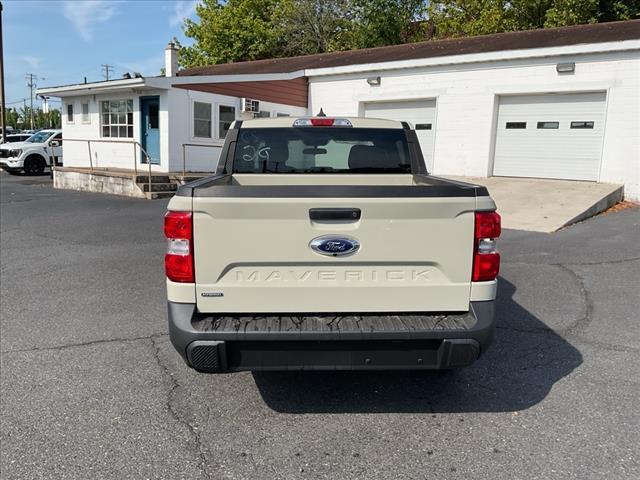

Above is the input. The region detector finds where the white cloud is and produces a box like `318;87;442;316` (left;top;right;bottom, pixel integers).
169;0;198;27
22;56;41;69
63;0;118;41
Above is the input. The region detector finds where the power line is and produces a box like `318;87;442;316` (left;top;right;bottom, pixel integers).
101;64;114;81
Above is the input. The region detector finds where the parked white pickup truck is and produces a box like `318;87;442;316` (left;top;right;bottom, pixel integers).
165;117;501;373
0;129;62;175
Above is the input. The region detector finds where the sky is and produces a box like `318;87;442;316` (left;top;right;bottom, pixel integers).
2;0;200;110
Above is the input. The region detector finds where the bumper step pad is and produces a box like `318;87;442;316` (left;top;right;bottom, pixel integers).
192;311;475;341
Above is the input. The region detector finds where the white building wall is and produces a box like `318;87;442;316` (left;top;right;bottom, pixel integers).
166;88;228;173
309;49;640;200
167;88;306;173
61;87;306;174
61;90;169;173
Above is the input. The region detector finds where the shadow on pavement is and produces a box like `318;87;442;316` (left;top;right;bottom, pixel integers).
252;277;583;414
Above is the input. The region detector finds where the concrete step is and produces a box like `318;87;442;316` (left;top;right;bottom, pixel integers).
134;175;170;183
145;191;175;200
139;182;178;192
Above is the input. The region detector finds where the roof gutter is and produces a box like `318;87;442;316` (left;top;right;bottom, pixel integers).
36;77;172;97
172;70;306;84
304;40;640;77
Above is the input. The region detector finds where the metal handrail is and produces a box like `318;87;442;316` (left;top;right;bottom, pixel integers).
62;138;155;194
181;142;222;178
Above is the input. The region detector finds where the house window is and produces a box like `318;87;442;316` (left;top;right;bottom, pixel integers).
101;100;133;138
570;121;594;129
82;103;90;123
506;122;526;129
66;103;74;123
415;123;432;130
537;121;559;129
218;105;236;139
276;113;290;118
193;102;212;138
256;111;271;118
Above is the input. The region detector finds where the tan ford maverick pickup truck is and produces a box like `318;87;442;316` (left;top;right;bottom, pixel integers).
164;116;501;373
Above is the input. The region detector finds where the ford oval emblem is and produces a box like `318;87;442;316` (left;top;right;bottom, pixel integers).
309;235;360;257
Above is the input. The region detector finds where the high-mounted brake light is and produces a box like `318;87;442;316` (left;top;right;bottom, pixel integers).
164;211;194;283
293;118;352;127
472;211;501;282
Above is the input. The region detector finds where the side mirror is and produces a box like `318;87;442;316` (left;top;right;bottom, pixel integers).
50;140;60;147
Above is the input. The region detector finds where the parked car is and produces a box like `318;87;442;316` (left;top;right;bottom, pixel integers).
0;129;63;175
2;133;32;144
164;116;501;373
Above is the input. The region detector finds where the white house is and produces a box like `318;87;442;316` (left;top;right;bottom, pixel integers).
37;43;307;176
175;20;640;201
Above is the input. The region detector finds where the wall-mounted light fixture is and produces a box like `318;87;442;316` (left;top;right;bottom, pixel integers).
366;76;381;86
556;62;576;74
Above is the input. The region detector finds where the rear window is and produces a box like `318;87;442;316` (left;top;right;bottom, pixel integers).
233;128;411;173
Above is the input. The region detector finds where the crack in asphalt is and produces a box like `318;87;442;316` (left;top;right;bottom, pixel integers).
503;256;640;267
149;337;212;480
498;259;640;354
554;264;593;336
0;333;168;355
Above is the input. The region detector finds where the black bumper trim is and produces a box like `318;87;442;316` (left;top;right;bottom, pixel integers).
168;301;495;372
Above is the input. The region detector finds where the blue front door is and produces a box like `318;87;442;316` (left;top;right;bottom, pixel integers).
140;97;160;164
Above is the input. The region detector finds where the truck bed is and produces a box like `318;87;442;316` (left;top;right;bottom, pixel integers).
177;173;489;197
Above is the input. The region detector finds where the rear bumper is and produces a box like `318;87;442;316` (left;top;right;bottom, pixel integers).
168;301;495;372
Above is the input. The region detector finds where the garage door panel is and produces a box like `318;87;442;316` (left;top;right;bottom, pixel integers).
364;100;436;172
493;93;606;181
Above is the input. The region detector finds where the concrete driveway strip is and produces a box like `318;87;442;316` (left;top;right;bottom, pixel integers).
1;173;639;479
444;176;624;232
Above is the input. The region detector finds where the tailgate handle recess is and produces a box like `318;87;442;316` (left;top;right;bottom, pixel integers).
309;208;361;222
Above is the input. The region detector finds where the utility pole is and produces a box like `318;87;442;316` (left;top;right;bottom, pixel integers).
26;72;37;129
101;64;114;81
0;1;7;142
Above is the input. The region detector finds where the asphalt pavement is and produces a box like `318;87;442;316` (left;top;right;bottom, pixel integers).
1;172;639;479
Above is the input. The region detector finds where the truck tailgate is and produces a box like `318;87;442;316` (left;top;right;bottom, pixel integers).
193;194;475;313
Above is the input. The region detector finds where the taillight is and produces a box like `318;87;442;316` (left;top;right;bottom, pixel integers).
472;211;501;282
164;211;194;283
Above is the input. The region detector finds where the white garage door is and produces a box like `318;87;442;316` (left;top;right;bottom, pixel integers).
493;92;606;181
363;100;436;172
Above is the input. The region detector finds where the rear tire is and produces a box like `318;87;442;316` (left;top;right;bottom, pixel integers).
24;155;46;175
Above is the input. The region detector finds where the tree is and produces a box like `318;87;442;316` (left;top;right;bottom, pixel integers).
2;107;60;130
350;0;429;48
179;0;431;67
5;108;20;129
179;0;640;68
274;0;353;56
426;0;510;38
427;0;640;38
179;0;282;67
597;0;640;22
544;0;599;27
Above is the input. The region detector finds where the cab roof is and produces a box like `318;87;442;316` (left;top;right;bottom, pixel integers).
236;116;406;129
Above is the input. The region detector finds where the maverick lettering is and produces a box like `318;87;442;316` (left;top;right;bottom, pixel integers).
234;269;431;282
